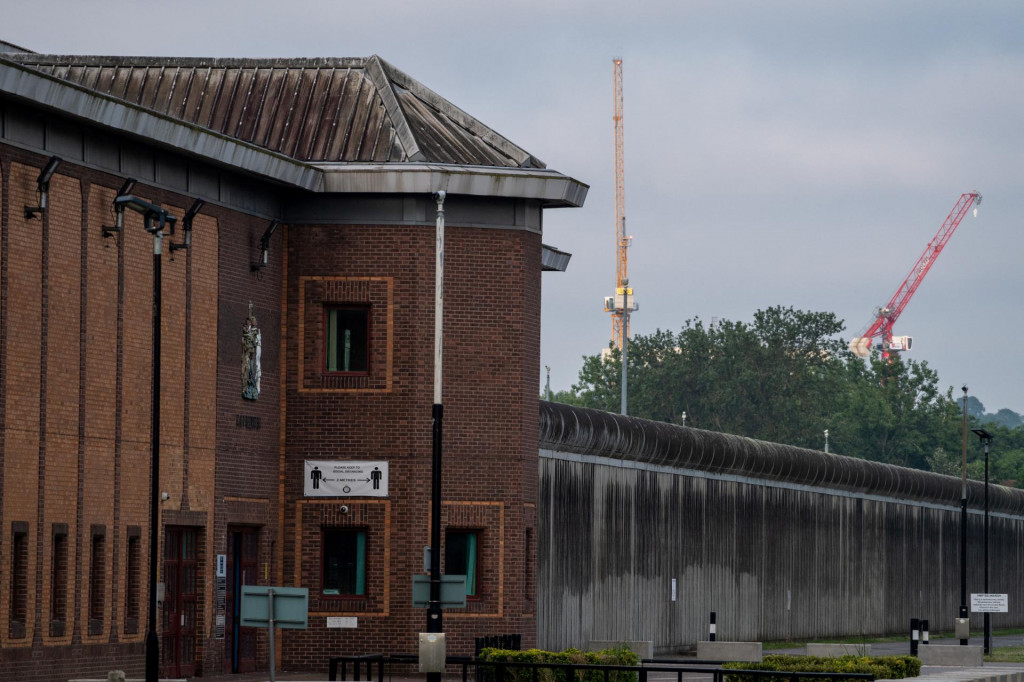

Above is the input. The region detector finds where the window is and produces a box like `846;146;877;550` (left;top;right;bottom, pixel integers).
89;525;106;635
325;307;369;373
322;529;366;596
9;522;28;639
124;527;141;634
445;530;479;597
50;524;68;637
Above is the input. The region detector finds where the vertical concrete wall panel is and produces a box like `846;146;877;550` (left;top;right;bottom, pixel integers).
539;404;1024;653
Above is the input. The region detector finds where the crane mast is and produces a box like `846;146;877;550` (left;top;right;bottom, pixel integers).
605;57;637;349
849;191;982;358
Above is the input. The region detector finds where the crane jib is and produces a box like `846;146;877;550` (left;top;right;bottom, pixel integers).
849;191;981;358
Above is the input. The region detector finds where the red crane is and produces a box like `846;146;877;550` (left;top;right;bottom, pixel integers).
849;191;982;358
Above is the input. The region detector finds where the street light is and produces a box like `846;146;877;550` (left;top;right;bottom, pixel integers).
114;195;176;682
971;427;994;655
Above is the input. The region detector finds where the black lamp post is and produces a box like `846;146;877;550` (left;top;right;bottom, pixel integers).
959;386;969;645
113;195;177;682
971;427;993;655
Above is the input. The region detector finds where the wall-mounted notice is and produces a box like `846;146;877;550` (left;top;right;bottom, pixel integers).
971;593;1008;613
305;460;388;497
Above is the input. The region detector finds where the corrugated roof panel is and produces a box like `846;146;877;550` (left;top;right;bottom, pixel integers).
280;68;317;156
292;67;333;160
251;67;285;148
223;67;255;139
194;68;223;130
343;75;377;161
308;68;348;160
231;67;263;140
325;72;363;160
359;96;388;162
157;67;182;117
266;68;301;153
208;67;241;134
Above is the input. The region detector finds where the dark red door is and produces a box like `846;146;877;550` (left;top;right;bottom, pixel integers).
226;527;260;673
162;526;199;678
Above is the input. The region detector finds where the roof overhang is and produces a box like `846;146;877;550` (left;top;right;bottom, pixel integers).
0;56;323;191
314;162;588;208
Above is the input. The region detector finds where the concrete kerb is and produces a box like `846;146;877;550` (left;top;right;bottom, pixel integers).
806;643;874;657
917;645;985;667
696;641;763;662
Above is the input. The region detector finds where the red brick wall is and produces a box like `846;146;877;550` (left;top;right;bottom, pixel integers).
282;219;540;670
0;146;223;681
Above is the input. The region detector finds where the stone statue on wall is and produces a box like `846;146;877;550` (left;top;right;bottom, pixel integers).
242;302;261;400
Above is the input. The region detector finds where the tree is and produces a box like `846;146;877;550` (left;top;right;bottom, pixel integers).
572;307;848;449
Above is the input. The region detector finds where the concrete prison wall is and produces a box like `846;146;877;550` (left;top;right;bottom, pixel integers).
536;402;1024;654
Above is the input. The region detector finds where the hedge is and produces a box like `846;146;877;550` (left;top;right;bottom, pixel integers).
723;654;921;681
478;646;640;682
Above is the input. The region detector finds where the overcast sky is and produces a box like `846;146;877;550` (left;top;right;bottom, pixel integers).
7;1;1024;415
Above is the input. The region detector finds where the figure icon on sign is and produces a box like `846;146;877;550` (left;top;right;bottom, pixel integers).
310;466;322;490
371;466;383;490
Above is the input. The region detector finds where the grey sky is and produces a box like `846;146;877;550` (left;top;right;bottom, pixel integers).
7;1;1023;416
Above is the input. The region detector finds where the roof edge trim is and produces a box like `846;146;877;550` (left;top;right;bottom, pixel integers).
365;55;422;162
314;162;588;207
0;57;323;191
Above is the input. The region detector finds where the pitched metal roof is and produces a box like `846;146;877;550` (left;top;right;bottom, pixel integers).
7;53;544;169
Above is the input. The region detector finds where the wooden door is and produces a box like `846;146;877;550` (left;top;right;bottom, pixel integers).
162;526;199;678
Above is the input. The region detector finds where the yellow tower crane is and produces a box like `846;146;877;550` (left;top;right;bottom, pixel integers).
604;57;637;349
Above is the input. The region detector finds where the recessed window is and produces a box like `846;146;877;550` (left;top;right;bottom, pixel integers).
125;528;142;634
89;526;106;635
445;530;479;597
322;529;366;596
50;524;68;637
9;522;28;639
325;307;369;373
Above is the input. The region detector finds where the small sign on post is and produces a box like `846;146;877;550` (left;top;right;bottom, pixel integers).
971;593;1009;613
240;586;309;682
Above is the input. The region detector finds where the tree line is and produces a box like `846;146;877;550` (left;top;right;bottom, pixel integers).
551;306;1024;487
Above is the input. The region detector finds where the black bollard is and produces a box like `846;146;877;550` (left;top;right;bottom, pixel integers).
910;618;920;656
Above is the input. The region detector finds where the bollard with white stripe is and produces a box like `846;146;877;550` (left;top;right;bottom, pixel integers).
910;618;920;657
709;611;716;642
922;619;929;645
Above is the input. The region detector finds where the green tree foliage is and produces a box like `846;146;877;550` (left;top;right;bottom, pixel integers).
560;306;976;472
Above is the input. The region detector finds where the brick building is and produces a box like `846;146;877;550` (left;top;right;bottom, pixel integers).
0;42;586;680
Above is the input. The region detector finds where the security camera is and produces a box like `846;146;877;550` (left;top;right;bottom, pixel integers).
340;505;349;514
161;492;171;502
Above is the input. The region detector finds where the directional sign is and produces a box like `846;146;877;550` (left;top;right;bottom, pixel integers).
305;460;388;497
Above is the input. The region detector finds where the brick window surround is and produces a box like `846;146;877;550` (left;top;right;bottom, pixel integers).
299;277;392;392
298;500;390;616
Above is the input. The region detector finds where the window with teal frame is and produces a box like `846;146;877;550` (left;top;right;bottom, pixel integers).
445;530;478;597
322;529;366;596
325;307;369;373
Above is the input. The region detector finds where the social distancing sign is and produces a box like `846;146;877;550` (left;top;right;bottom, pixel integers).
304;460;388;497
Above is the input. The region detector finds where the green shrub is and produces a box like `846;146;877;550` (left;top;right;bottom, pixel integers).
478;646;639;682
723;654;920;682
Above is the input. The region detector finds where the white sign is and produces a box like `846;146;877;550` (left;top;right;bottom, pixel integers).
216;554;227;578
327;616;358;628
305;460;388;497
971;593;1008;613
